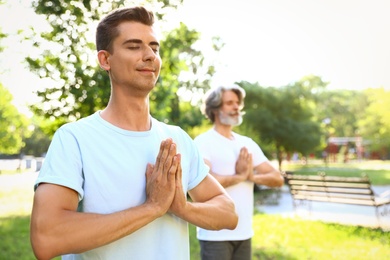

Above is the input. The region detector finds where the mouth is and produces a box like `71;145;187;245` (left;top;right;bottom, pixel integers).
227;111;245;117
137;68;156;73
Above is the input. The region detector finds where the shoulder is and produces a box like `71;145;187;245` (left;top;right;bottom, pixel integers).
54;113;98;137
194;128;213;143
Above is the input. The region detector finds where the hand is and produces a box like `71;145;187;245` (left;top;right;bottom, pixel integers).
235;147;252;181
247;155;255;181
145;138;179;216
168;154;187;217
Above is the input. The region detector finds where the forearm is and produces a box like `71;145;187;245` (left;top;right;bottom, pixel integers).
178;194;238;230
31;201;161;259
251;170;284;187
211;172;246;188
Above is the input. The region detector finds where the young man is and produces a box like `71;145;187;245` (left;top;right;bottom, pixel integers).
194;84;284;260
30;7;238;260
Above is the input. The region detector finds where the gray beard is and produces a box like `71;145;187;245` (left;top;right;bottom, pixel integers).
218;111;243;126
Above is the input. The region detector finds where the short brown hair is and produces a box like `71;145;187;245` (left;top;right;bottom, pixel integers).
96;6;155;53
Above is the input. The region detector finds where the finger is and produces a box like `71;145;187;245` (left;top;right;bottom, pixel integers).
164;143;176;177
247;153;253;163
174;154;182;184
166;154;179;186
240;147;248;158
156;139;172;173
155;140;166;172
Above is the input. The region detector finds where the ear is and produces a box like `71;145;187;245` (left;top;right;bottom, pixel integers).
97;50;110;71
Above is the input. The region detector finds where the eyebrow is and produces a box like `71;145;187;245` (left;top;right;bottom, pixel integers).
122;39;160;47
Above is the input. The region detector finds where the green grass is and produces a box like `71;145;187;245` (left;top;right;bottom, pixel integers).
190;213;390;260
1;162;390;259
0;215;34;260
250;214;390;260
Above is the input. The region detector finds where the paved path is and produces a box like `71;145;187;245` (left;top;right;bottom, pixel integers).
256;185;390;231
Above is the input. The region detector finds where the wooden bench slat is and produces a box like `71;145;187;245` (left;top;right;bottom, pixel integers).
292;190;374;200
375;197;390;206
285;174;390;207
288;180;371;189
292;194;376;206
290;185;373;195
292;187;375;197
286;175;369;183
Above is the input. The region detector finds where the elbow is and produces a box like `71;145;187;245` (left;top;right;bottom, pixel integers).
269;172;285;188
275;175;285;187
227;200;239;230
31;236;56;260
226;213;239;230
219;200;239;231
31;225;59;260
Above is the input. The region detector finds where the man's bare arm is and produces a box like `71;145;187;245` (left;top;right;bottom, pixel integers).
30;139;179;260
249;161;284;187
31;184;165;260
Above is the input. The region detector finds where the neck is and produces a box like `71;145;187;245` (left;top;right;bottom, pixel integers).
101;95;151;131
214;124;234;139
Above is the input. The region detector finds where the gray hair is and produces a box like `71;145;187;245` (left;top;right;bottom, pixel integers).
201;84;246;123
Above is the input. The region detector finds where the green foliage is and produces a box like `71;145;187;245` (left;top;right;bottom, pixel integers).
0;27;6;52
315;89;368;137
359;88;390;157
21;116;52;156
27;0;114;127
150;22;205;124
27;0;217;135
238;76;326;168
0;84;29;154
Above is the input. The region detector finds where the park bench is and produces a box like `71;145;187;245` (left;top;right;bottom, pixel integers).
284;172;390;228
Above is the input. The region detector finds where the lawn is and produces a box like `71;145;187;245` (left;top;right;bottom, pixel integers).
1;161;390;259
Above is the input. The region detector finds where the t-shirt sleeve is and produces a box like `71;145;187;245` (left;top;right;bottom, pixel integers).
177;132;209;191
187;144;210;191
34;126;84;201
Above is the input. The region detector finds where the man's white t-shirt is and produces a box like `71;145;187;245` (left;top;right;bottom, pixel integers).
194;128;267;241
35;111;209;260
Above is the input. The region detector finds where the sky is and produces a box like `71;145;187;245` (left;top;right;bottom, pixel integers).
1;0;389;115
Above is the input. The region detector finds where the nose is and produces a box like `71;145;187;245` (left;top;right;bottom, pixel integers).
143;47;157;62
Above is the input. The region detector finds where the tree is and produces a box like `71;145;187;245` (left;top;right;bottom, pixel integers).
238;77;324;169
21;115;52;157
315;89;368;138
0;1;31;155
359;87;390;159
27;0;217;135
0;83;29;154
151;22;218;127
